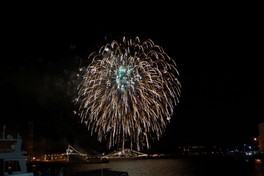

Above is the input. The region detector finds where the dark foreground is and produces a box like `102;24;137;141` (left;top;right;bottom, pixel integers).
27;161;128;176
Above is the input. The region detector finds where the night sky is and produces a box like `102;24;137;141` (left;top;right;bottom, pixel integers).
1;12;263;153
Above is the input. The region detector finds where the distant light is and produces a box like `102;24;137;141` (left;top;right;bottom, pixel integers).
255;159;262;164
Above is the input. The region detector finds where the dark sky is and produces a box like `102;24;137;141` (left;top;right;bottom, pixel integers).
1;12;263;153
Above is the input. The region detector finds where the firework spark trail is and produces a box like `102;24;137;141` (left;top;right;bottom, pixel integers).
75;36;181;151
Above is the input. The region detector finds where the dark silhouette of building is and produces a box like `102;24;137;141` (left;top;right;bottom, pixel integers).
258;122;264;152
26;122;34;157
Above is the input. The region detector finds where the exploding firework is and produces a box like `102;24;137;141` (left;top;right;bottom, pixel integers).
75;36;181;151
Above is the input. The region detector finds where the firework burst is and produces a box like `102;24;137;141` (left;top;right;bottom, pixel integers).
75;36;181;151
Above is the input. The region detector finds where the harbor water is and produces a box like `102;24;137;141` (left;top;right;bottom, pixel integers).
29;157;264;176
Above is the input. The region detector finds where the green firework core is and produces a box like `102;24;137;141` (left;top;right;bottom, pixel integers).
116;65;133;93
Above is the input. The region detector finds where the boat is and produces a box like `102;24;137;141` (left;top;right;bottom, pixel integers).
0;125;34;176
101;148;148;160
63;144;109;164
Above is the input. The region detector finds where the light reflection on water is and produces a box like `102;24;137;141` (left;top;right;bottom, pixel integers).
68;158;264;176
